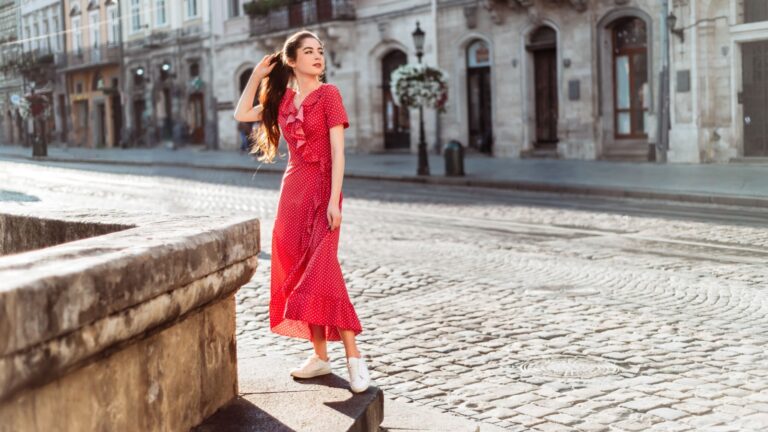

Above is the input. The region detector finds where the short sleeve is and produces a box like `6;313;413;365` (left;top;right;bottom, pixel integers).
324;84;350;129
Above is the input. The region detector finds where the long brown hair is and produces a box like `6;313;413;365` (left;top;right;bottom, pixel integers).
249;30;323;163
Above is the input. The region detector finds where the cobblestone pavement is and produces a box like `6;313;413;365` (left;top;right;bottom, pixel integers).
3;160;768;431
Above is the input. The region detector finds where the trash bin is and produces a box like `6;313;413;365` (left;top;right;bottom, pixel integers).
444;140;465;176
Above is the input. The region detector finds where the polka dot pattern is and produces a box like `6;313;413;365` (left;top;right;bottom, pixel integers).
269;83;362;342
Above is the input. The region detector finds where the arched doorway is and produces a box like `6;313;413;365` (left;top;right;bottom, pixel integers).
381;50;410;150
598;13;652;160
527;26;558;149
466;39;493;153
187;62;205;144
611;18;648;140
239;68;260;106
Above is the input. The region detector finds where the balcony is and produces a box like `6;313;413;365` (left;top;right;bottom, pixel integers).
249;0;355;37
63;44;121;72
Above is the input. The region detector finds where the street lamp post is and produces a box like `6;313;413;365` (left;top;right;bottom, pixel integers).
412;21;429;176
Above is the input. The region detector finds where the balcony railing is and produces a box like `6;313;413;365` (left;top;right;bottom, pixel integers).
65;44;121;70
249;0;355;36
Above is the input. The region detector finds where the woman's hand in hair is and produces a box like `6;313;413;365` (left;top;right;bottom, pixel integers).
253;54;277;80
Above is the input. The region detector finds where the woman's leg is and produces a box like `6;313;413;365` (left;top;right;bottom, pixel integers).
310;324;329;361
339;329;361;359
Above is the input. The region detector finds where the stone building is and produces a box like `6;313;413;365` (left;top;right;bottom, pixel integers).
0;0;23;144
669;0;768;162
61;0;122;148
120;0;216;148
202;0;768;163
20;0;67;144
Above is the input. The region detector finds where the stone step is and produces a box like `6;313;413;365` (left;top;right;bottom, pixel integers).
192;345;505;432
192;351;384;432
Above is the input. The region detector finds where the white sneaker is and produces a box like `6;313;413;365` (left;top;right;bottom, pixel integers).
290;354;331;379
346;355;371;393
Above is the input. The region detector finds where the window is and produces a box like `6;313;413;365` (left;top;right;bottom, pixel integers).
33;23;39;50
131;0;141;32
186;0;199;18
745;0;768;23
43;21;50;52
228;0;240;18
107;6;118;44
52;19;59;51
156;0;167;26
612;18;648;139
24;25;30;51
72;16;82;52
89;11;100;48
467;40;491;68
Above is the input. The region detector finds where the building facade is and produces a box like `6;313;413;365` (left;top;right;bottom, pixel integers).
669;0;768;162
120;0;216;149
0;0;23;144
20;0;67;144
61;0;122;148
212;0;768;164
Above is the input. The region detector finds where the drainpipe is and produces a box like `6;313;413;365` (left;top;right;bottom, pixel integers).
432;0;441;155
207;0;218;150
656;0;670;163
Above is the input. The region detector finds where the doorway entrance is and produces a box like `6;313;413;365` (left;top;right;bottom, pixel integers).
95;102;106;148
188;93;205;144
466;40;493;154
133;98;145;146
528;26;558;149
381;50;410;150
743;40;768;157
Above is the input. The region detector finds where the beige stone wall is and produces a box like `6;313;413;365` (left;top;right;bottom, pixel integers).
0;295;238;432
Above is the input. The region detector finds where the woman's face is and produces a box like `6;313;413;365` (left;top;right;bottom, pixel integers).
289;37;325;78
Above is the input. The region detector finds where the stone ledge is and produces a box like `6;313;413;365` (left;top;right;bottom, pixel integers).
0;204;260;407
0;206;260;358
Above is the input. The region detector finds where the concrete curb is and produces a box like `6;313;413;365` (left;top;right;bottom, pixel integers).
5;153;768;209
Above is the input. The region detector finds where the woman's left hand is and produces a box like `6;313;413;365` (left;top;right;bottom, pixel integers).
327;202;341;231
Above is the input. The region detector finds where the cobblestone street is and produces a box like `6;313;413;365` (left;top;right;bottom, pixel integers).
3;159;768;431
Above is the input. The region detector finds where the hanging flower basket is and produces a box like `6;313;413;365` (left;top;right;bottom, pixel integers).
390;63;449;113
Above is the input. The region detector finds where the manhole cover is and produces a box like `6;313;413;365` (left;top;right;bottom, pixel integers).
518;355;622;379
0;190;39;202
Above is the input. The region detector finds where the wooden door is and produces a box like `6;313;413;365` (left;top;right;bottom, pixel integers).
743;40;768;156
467;66;493;153
189;93;205;144
534;48;558;146
133;98;145;145
111;92;122;147
96;102;106;148
382;50;410;150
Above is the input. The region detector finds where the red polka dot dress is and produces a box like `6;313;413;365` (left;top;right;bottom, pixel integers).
269;82;362;342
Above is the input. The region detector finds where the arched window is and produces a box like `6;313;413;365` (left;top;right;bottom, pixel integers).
467;40;491;68
529;27;556;47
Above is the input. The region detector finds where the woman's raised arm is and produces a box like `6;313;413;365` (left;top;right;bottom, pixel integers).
234;54;275;122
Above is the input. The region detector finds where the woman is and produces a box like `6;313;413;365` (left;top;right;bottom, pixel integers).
233;30;370;393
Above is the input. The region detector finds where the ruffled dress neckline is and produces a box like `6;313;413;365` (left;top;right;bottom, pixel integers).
284;84;326;153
